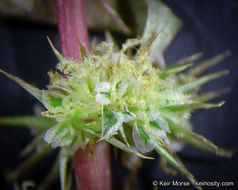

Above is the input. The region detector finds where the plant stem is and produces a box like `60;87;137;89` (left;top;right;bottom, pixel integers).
55;0;89;58
54;0;111;189
73;141;111;190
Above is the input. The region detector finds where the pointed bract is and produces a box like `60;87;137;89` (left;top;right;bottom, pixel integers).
0;69;42;102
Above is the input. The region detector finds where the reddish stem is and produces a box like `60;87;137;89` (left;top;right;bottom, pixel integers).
54;0;111;189
73;141;111;190
55;0;89;59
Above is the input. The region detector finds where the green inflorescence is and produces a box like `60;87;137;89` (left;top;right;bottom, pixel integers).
0;35;232;188
0;0;232;189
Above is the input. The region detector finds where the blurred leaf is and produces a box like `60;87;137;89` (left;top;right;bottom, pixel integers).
59;148;69;190
0;0;146;35
142;0;181;68
199;88;231;102
0;0;56;24
0;0;179;41
37;158;59;190
176;52;202;65
168;120;232;157
96;0;132;35
0;115;56;131
114;0;148;35
188;51;231;76
179;70;229;92
7;143;51;181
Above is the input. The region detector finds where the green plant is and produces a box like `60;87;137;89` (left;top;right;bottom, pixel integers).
0;0;232;190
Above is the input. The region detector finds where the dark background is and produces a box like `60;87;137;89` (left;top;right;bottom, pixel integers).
0;0;238;189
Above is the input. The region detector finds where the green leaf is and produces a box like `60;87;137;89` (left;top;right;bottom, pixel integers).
198;88;231;102
119;126;130;147
7;143;51;181
132;122;153;153
163;63;194;76
179;70;229;92
71;109;101;134
37;158;59;190
188;51;231;76
150;116;170;133
142;0;181;68
176;52;202;65
44;122;73;147
168;120;232;157
47;37;64;61
0;69;42;102
160;102;225;112
108;137;154;159
77;40;88;60
105;31;119;50
59;148;69;190
96;0;132;35
42;90;63;110
44;124;62;144
151;138;201;189
136;121;149;145
0;0;147;35
0;116;56;131
117;0;148;35
0;0;56;25
102;105;119;139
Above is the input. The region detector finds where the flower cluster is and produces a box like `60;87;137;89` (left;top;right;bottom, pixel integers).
0;36;231;186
